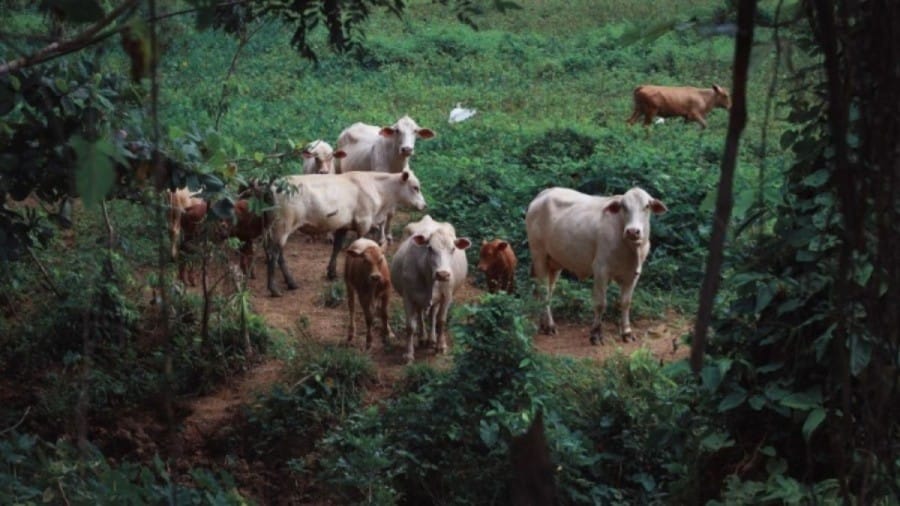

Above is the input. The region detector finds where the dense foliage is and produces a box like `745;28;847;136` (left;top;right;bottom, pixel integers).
1;0;897;504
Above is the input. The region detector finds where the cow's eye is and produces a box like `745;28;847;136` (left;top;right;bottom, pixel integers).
412;185;420;192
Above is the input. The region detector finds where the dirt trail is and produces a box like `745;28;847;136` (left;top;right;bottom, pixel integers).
179;234;691;445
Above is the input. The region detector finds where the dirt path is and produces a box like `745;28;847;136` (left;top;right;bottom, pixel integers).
179;233;691;447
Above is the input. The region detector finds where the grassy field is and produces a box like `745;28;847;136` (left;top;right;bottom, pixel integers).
149;0;793;314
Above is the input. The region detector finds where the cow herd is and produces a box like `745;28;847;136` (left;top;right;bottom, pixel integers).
169;83;728;362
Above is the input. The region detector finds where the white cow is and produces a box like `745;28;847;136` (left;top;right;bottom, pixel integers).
265;170;427;297
391;215;470;363
301;140;346;175
525;187;667;344
336;115;435;243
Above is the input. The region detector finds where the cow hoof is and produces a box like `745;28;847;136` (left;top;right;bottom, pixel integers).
326;271;338;281
590;332;603;345
269;288;283;298
403;353;415;365
621;331;634;343
540;325;557;336
436;345;447;355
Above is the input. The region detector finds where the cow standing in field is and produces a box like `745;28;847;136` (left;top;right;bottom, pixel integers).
301;140;346;175
224;199;266;278
525;187;667;344
168;187;208;285
391;215;470;363
344;238;395;350
336;115;435;243
300;140;346;243
477;239;517;294
627;84;731;129
266;170;427;297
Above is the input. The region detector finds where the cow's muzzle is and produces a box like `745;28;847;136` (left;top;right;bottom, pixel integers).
434;270;451;282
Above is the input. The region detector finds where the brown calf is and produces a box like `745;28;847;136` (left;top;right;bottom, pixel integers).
227;199;265;278
168;188;208;285
477;239;517;294
627;84;731;129
344;238;395;349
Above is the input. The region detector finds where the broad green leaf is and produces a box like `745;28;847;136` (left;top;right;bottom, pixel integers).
71;135;115;209
802;408;826;441
780;388;822;410
717;390;747;412
699;431;734;452
253;152;266;163
748;395;766;410
849;334;872;376
700;364;722;392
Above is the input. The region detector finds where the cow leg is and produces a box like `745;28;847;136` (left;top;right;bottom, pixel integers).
403;302;420;364
420;305;431;348
626;108;642;126
689;112;708;129
360;293;376;351
379;290;394;345
327;229;348;280
618;275;640;342
531;252;559;335
265;243;281;297
590;275;609;345
239;241;255;279
266;233;294;296
346;284;357;346
278;247;298;289
435;300;452;354
383;212;394;245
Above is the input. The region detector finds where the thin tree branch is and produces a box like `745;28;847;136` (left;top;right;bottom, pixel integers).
0;0;253;76
691;0;757;374
0;0;140;75
214;20;269;130
26;245;63;298
0;407;31;435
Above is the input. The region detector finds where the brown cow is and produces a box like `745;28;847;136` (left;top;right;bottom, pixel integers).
168;187;208;285
477;239;517;294
344;238;395;350
227;199;266;279
627;84;731;129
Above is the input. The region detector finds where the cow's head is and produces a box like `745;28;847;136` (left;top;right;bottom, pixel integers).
397;170;427;210
411;229;471;283
712;85;732;110
345;238;387;284
379;115;435;158
478;239;510;272
302;140;347;174
603;187;667;247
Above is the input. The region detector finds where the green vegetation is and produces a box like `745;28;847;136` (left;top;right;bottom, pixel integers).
1;0;897;504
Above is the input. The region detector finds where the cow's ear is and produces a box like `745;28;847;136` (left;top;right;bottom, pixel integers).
604;200;622;214
497;241;508;251
344;248;362;257
401;171;410;182
412;234;428;246
712;84;722;94
301;150;313;159
650;199;668;214
482;239;488;246
334;150;347;159
379;127;396;137
455;237;472;250
417;128;435;139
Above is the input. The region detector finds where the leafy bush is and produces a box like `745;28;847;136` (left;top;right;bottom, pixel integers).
237;345;376;462
0;433;247;505
318;294;702;505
